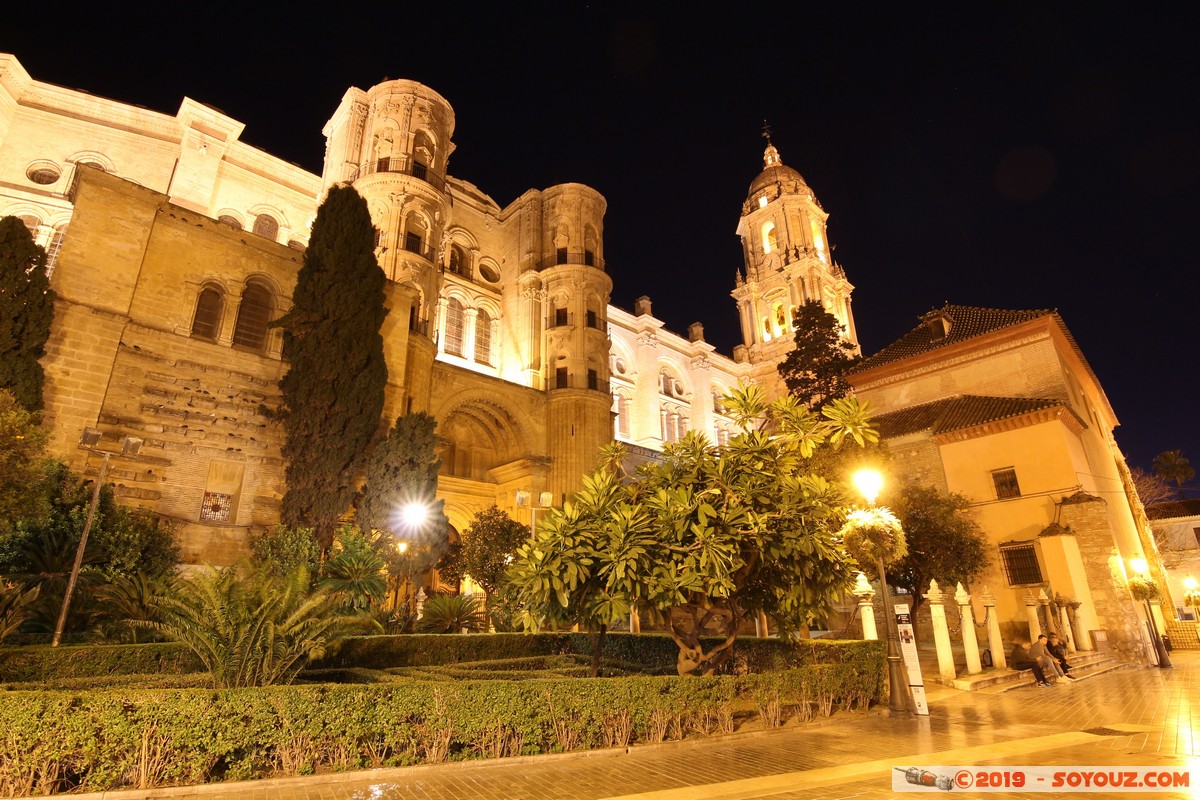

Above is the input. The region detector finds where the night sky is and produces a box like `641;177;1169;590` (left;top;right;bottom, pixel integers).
3;6;1197;479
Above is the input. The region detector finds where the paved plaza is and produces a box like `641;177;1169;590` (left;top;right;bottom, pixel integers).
73;652;1199;800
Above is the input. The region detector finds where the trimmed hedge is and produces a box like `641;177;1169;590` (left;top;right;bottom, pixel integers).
0;660;884;795
0;634;883;684
0;642;202;683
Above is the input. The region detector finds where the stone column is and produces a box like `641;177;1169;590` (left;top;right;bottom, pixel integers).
853;572;878;640
1025;590;1042;640
629;607;641;634
955;582;982;675
1068;600;1091;651
980;587;1007;669
925;580;957;683
755;610;770;638
1055;594;1077;652
1038;589;1057;636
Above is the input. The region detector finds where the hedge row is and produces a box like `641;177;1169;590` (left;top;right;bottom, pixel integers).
0;660;884;795
0;634;883;684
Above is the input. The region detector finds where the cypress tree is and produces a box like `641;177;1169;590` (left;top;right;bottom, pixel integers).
777;300;860;408
0;217;56;411
276;186;388;549
356;412;450;576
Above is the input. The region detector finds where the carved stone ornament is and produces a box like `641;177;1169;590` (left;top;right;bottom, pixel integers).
636;332;659;349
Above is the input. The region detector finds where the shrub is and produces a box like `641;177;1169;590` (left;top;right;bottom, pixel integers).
417;593;487;634
138;566;374;687
0;664;881;794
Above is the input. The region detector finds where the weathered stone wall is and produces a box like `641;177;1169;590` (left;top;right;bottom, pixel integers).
1060;494;1149;663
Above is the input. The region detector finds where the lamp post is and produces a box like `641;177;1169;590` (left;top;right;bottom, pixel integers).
852;469;914;716
53;429;141;647
1131;558;1171;669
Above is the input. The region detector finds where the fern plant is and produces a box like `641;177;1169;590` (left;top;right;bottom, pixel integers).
137;566;372;687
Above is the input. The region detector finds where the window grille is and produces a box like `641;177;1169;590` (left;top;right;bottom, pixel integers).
191;287;224;341
218;215;243;230
444;299;465;356
999;543;1043;585
252;214;279;241
232;284;272;350
45;224;68;277
200;491;233;522
555;368;568;389
405;232;423;254
474;309;492;364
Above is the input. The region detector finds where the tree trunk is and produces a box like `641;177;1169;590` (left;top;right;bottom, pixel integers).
590;624;607;677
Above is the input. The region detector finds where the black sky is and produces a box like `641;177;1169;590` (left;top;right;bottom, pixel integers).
3;6;1197;478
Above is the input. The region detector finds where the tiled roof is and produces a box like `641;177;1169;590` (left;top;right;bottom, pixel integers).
853;304;1055;372
870;395;1062;439
1145;498;1200;520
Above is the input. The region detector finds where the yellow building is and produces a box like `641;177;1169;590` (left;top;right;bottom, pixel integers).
850;305;1161;661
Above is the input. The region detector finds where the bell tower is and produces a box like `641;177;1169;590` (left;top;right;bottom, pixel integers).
730;132;857;400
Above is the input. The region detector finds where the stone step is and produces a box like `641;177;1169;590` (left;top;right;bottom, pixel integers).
946;652;1127;692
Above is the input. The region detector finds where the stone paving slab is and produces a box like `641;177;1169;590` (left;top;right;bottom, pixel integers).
70;652;1200;800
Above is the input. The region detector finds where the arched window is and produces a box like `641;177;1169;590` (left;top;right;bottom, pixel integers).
615;393;629;438
191;286;224;341
474;308;492;364
252;214;279;241
444;299;464;356
232;283;273;351
449;244;470;277
762;221;777;254
218;215;243;230
45;224;68;277
19;215;40;238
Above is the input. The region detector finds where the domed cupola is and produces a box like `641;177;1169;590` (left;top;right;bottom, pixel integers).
747;141;810;202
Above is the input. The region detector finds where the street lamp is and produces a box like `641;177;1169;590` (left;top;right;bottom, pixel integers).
851;469;914;716
53;429;141;647
1131;557;1171;669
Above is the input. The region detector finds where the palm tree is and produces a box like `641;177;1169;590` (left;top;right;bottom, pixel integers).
96;572;173;643
417;592;487;633
1153;450;1195;496
138;566;373;687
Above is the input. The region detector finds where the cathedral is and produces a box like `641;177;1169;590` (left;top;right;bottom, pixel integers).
0;53;852;565
1;53;1166;659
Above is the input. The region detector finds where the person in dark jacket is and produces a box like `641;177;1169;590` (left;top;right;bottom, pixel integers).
1046;632;1074;678
1010;641;1053;686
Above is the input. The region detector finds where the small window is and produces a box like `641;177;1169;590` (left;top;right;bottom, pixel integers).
1193;527;1200;548
584;249;595;266
27;164;61;185
200;491;234;522
232;283;272;351
287;240;305;252
405;232;423;254
586;309;598;329
218;215;243;230
412;161;428;181
19;215;40;237
252;214;279;241
992;468;1021;500
762;221;777;254
999;543;1043;586
475;309;492;365
612;358;626;375
555;367;568;389
77;160;107;173
444;299;464;356
191;287;224;341
556;247;568;265
554;307;568;327
587;369;598;390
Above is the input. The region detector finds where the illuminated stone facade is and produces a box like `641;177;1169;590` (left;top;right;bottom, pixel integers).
4;54;839;564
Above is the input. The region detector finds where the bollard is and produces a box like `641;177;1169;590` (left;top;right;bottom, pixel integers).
1025;590;1042;640
980;587;1007;669
956;582;982;674
925;579;957;682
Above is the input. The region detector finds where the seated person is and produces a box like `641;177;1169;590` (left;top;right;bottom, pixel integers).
1009;641;1052;686
1046;632;1073;677
1029;634;1074;682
